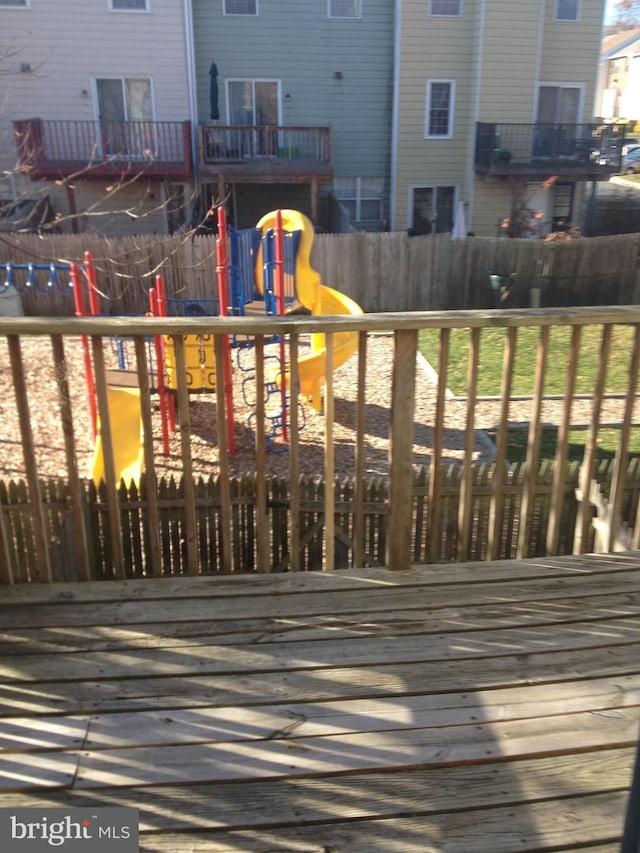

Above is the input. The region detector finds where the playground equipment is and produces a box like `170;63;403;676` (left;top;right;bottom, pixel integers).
5;207;362;485
90;380;144;486
255;209;362;409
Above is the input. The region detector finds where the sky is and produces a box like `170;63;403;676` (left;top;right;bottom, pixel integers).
605;0;615;24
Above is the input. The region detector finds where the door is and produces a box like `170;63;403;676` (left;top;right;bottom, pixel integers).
534;85;582;156
95;77;154;156
227;80;280;156
536;85;581;125
410;186;455;235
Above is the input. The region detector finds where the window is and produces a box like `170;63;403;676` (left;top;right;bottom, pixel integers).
536;84;581;124
334;177;384;223
111;0;148;9
94;77;155;156
410;186;455;235
0;0;28;6
430;0;461;15
551;182;574;231
555;0;579;20
329;0;361;18
224;0;257;14
425;81;455;138
226;80;280;155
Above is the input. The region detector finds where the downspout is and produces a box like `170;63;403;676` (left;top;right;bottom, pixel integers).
467;0;487;234
389;0;402;231
533;0;546;115
534;1;547;225
183;0;199;176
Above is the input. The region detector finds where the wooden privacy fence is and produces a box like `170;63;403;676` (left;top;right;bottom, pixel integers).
3;458;639;582
2;307;640;583
2;231;639;314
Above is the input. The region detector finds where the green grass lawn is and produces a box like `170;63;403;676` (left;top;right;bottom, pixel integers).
483;425;640;464
419;325;640;463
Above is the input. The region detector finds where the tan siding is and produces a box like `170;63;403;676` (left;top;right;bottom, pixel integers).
394;0;474;231
393;0;607;236
477;1;542;121
472;180;512;237
541;2;605;118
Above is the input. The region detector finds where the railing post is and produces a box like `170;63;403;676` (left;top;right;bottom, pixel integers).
7;336;53;583
91;335;125;581
387;328;418;571
546;325;581;555
488;326;517;561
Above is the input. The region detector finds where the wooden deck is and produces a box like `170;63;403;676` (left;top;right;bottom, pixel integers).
1;552;640;852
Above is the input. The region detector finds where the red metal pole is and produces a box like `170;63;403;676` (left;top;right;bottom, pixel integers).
274;209;288;442
150;279;171;455
216;206;235;455
154;273;176;434
71;262;97;440
83;251;100;316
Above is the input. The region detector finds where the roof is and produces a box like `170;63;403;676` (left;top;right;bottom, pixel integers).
602;26;640;58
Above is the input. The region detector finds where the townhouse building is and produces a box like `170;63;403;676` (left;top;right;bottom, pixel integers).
0;0;194;237
393;0;618;237
596;26;640;126
2;1;616;238
190;0;394;231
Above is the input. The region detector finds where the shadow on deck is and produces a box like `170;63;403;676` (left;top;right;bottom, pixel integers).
0;552;639;851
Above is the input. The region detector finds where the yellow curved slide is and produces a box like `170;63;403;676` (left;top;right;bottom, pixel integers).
91;385;144;486
256;209;362;408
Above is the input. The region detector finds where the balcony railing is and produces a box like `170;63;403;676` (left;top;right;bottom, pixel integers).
475;122;625;177
199;125;332;177
2;306;640;581
13;118;193;181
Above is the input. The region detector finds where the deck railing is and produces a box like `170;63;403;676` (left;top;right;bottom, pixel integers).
199;125;331;165
13;118;192;179
2;307;640;583
475;121;624;177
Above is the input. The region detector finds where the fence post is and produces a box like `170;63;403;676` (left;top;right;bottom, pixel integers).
387;328;418;571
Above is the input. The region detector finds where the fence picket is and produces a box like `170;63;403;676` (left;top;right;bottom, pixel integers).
3;232;639;315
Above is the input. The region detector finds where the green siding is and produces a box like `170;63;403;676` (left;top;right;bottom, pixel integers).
192;0;395;178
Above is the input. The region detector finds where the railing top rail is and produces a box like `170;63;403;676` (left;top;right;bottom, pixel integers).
477;120;624;130
2;305;640;338
30;118;189;127
200;124;330;132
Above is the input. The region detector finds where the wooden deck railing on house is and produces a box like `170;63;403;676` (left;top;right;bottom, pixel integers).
2;307;640;583
13;118;193;180
199;125;331;166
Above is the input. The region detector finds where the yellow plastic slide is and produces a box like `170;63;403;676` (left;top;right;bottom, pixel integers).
256;209;362;408
91;384;144;486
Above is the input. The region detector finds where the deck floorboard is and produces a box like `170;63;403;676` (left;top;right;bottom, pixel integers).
1;552;639;851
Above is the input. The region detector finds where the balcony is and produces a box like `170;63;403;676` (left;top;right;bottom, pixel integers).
13;118;193;181
198;125;332;183
475;122;624;179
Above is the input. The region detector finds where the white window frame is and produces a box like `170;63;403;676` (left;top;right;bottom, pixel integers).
429;0;462;17
328;0;362;18
92;76;157;159
555;0;580;21
408;185;458;235
535;82;584;124
425;80;455;139
110;0;149;10
223;0;258;15
334;177;384;223
0;0;29;7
